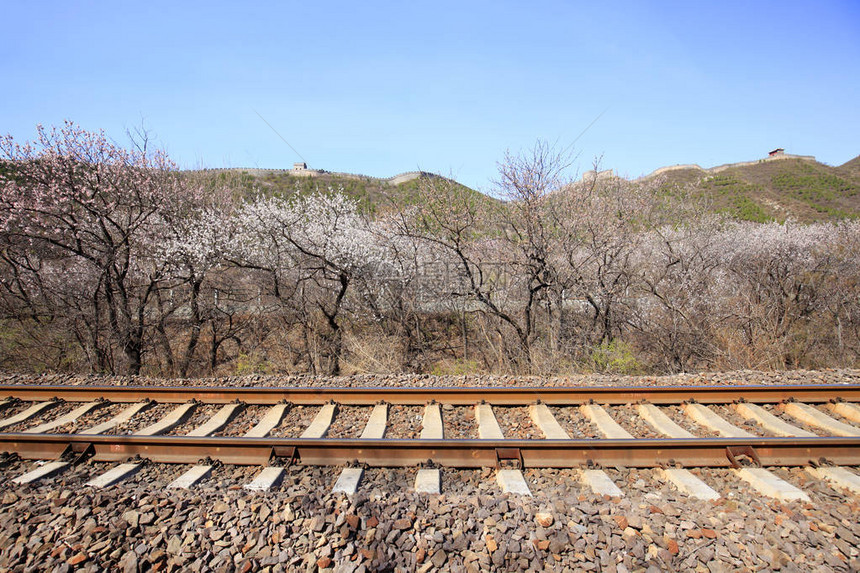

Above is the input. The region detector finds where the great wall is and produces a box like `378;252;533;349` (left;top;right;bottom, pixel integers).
192;165;438;186
640;150;817;180
194;149;819;188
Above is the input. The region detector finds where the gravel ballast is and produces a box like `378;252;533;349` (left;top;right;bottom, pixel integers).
1;457;858;572
2;367;858;389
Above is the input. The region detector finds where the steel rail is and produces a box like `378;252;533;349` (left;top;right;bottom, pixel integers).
0;433;857;468
0;384;858;405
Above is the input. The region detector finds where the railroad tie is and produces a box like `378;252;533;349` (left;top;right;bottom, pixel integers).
301;403;336;439
735;468;810;502
496;469;531;496
415;403;443;494
578;404;630;497
0;401;58;430
332;404;389;495
682;403;755;438
85;463;142;488
359;403;388;439
656;468;720;501
732;461;811;501
134;402;197;436
81;402;153;435
244;403;289;438
780;403;860;437
637;404;695;438
580;469;624;497
12;461;70;485
475;404;505;440
640;403;721;500
526;404;575;496
828;402;860;424
580;404;633;439
24;401;106;434
529;404;570;439
733;403;815;437
332;468;364;495
415;468;441;494
167;465;213;489
805;466;860;495
245;467;285;492
419;403;443;439
475;403;531;495
186;403;243;437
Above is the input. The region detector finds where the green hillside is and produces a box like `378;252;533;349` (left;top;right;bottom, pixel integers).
837;155;860;179
653;156;860;222
190;153;860;224
186;168;491;215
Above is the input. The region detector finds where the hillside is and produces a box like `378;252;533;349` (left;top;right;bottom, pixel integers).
647;154;860;222
838;154;860;178
200;152;860;224
8;150;858;224
187;168;493;215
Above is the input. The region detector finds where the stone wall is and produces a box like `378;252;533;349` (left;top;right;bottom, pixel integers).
641;153;817;180
192;168;436;186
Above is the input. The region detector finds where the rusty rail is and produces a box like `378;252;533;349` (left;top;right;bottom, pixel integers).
0;384;858;405
0;433;857;468
2;384;859;469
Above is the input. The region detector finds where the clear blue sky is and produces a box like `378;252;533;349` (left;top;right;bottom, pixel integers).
5;1;859;192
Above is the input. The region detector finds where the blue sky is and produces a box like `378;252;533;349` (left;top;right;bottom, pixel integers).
4;1;859;192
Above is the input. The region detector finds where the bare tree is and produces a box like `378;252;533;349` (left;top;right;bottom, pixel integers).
391;143;575;371
231;190;381;374
552;170;663;354
632;216;726;371
0;122;192;374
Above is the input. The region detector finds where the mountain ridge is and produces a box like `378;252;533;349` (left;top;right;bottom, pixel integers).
191;149;860;223
643;152;860;222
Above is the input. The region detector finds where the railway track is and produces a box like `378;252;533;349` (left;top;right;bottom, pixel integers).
1;383;859;500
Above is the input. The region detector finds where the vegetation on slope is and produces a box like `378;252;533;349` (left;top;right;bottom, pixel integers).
654;157;860;223
201;154;860;225
186;169;493;217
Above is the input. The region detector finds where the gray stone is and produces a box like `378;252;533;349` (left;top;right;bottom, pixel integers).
122;510;139;528
431;550;447;568
120;551;139;573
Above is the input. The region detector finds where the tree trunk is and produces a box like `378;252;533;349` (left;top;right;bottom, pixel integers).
178;279;203;377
